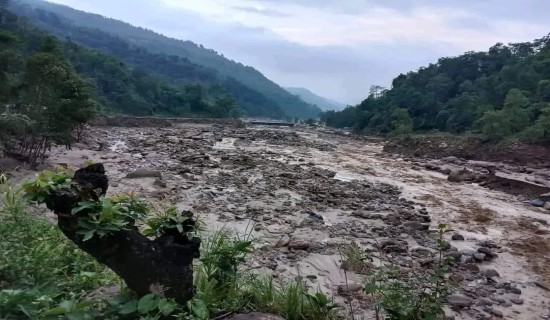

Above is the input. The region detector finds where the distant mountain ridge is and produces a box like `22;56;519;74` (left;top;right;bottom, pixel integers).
285;87;347;111
11;0;321;119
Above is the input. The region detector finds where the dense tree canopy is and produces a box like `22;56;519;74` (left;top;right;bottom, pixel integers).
322;35;550;145
10;0;321;119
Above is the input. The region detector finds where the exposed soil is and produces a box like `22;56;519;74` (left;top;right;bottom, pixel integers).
5;123;550;319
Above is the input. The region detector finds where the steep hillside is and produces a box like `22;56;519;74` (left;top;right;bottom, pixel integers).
0;2;239;118
10;0;321;119
322;35;550;145
286;87;346;111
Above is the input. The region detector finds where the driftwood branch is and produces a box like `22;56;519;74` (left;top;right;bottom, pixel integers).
43;164;200;304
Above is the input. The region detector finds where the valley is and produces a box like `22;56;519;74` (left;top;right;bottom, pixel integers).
7;121;549;319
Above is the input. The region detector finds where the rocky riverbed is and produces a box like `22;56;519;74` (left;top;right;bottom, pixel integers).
6;123;550;319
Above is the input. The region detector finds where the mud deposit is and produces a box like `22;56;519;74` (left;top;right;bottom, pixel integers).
12;124;550;319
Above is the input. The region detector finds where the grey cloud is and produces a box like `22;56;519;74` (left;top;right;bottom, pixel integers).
47;0;550;104
232;6;289;17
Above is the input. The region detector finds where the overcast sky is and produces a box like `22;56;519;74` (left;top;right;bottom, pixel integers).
48;0;550;104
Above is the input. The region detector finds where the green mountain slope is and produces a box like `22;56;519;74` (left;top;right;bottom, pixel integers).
322;35;550;145
10;0;321;119
285;87;346;111
1;2;239;118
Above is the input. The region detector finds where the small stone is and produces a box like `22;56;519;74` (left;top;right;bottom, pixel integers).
464;263;480;273
452;234;465;241
509;287;522;294
275;235;290;248
447;294;473;308
445;251;462;262
449;273;464;283
482;269;500;278
491;297;506;304
544;202;550;210
477;247;497;258
473;253;486;261
535;281;550;291
476;297;494;306
153;179;167;188
489;308;504;317
531;199;545;207
306;275;317;280
288;238;311;250
510;298;524;305
403;221;429;231
337;283;362;294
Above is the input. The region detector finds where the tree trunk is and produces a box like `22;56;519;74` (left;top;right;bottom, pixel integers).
43;164;200;304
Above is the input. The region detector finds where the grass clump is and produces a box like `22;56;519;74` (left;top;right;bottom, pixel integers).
189;227;339;320
0;176;117;319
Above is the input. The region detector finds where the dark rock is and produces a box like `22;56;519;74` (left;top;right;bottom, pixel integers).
452;234;465;241
477;247;497;258
403;221;429;231
473;253;486;261
447;294;473;308
444;251;462;263
489;308;504;317
482;269;500;278
531;199;545;207
449;273;465;283
476;298;494;306
510;298;524;305
447;168;478;183
288;238;311;250
509;287;522;294
424;163;441;171
380;239;408;253
464;263;480;273
337;283;362;294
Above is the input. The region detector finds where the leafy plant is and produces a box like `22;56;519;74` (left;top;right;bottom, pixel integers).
22;166;73;203
364;224;455;320
71;194;149;241
143;205;199;237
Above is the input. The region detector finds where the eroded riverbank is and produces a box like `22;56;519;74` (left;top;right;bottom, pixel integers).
6;123;550;319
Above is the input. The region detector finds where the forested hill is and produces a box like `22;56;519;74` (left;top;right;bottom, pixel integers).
1;3;244;118
285;87;347;111
322;35;550;145
10;0;321;119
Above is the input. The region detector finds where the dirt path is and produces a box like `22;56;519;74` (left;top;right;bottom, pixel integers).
9;124;550;319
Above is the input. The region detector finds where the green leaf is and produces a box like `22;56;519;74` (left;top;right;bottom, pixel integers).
80;230;95;242
42;307;68;316
364;283;378;294
118;300;138;315
137;294;158;314
157;299;177;316
188;298;209;320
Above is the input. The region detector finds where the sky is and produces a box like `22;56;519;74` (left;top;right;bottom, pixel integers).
47;0;550;105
